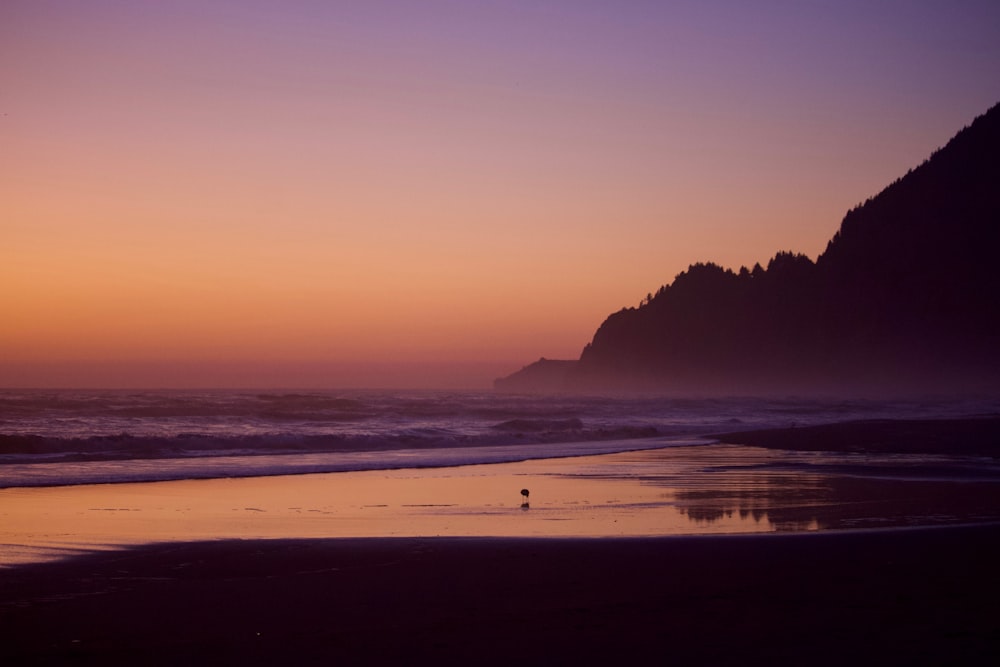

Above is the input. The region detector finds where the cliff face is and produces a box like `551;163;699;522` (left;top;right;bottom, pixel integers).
497;103;1000;395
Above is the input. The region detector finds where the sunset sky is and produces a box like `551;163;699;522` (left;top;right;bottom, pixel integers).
3;1;999;388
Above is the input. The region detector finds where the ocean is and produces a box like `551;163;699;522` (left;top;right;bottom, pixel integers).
2;389;996;488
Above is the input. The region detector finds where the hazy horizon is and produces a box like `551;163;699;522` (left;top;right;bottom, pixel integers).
0;358;519;390
4;1;1000;389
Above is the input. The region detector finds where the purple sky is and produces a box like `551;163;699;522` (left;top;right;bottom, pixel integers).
2;1;999;387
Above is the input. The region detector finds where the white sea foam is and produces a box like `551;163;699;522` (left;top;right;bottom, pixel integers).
1;389;996;488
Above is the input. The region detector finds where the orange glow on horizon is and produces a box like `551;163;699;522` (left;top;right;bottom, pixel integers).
3;1;998;388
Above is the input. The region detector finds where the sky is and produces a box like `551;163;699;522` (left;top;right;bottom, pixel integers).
2;1;999;389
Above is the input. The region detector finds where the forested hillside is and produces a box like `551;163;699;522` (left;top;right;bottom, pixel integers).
497;102;1000;394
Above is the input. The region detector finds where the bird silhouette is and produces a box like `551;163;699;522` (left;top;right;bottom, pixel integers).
520;488;530;509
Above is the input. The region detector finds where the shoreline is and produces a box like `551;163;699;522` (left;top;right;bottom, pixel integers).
715;415;1000;456
6;414;1000;491
3;525;999;664
0;435;690;490
3;416;1000;567
3;414;999;663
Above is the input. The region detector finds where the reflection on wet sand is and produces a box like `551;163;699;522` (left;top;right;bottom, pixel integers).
597;445;1000;532
2;444;998;565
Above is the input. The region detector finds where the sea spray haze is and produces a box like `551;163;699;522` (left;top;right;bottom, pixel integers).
1;389;996;487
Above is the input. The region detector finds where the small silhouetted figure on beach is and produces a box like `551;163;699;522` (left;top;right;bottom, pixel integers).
520;488;530;509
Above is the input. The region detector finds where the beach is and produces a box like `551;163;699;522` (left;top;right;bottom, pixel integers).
4;434;1000;565
2;527;999;665
2;417;999;664
7;2;1000;663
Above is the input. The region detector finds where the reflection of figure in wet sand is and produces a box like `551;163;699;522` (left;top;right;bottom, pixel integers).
520;488;530;509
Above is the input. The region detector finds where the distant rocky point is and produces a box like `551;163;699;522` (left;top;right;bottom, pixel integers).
493;358;577;393
496;102;1000;395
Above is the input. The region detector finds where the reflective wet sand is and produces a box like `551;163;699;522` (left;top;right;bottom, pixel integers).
2;444;998;565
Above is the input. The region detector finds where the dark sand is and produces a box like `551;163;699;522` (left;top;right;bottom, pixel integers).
3;416;999;665
2;526;999;666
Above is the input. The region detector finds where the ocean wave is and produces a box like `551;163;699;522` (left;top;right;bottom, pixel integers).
0;425;663;467
492;418;584;432
2;389;996;488
0;436;704;488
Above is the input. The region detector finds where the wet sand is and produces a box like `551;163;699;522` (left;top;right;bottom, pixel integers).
4;439;1000;566
0;448;779;566
2;417;999;664
2;526;999;665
